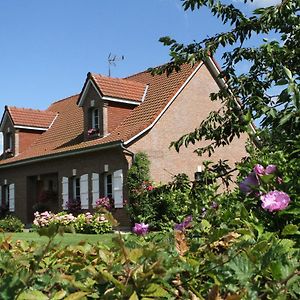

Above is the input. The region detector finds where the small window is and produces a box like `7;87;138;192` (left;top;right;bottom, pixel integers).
2;185;9;207
92;108;99;129
105;174;113;198
5;133;13;154
72;177;80;200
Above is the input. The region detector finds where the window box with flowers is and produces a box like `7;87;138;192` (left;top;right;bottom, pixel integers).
88;128;100;137
4;148;13;156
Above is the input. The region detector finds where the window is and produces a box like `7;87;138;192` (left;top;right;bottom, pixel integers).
5;133;13;154
105;174;113;198
72;177;80;200
3;185;9;207
92;108;99;129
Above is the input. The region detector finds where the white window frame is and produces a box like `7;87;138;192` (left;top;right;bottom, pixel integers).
92;108;100;129
104;173;113;199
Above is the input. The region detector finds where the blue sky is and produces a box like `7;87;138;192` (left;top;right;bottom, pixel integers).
0;0;280;152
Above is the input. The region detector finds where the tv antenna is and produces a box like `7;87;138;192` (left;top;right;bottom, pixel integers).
108;53;124;77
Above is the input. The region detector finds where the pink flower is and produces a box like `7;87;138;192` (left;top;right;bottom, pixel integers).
253;164;265;176
261;190;291;212
239;172;259;194
147;185;154;191
133;223;149;235
265;164;277;175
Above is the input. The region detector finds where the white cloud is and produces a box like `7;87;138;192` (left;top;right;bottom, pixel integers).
234;0;281;7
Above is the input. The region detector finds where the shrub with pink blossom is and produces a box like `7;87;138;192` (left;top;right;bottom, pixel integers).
33;211;112;234
261;190;291;212
95;197;113;211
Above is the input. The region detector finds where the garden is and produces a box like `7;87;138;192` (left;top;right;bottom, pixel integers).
0;0;299;299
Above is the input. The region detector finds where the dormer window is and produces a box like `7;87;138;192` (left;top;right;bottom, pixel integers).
5;132;13;156
92;108;99;129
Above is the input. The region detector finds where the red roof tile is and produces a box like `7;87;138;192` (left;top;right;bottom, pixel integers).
0;63;199;166
8;107;57;129
90;74;147;102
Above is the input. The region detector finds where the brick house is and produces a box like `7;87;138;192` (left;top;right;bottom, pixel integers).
0;58;247;225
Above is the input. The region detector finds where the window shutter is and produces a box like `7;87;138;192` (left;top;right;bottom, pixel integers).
9;183;15;212
80;174;89;209
113;169;123;208
62;177;69;210
91;173;99;208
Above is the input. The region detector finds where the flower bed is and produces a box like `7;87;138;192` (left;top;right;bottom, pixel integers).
33;211;112;234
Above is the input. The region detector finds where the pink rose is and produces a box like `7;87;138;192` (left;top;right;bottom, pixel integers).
261;190;290;212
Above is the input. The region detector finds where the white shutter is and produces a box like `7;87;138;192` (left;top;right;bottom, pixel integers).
91;173;99;208
113;169;123;208
80;174;89;209
62;177;69;210
9;183;15;212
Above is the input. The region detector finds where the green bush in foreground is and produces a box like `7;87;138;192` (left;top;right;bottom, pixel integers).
0;215;24;232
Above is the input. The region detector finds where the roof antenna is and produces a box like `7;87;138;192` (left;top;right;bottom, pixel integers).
108;53;124;77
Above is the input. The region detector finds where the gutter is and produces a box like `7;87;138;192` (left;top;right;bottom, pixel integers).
0;141;122;169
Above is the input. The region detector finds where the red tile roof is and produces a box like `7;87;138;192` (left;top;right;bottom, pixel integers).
90;73;147;102
0;63;199;166
7;106;57;129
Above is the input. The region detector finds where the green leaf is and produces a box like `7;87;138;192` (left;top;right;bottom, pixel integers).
64;292;88;300
52;291;67;300
283;66;293;80
282;224;298;236
129;291;139;300
143;283;169;298
17;290;49;300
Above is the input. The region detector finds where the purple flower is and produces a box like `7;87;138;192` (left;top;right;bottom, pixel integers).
133;223;149;235
253;164;265;176
239;172;259;194
265;165;277;175
211;201;219;209
175;215;193;231
261;190;291;212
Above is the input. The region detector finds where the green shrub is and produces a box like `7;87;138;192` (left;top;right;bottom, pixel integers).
0;215;24;232
73;212;113;234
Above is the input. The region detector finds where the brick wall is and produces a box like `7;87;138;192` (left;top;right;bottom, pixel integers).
0;146;130;225
128;64;248;184
17;130;43;154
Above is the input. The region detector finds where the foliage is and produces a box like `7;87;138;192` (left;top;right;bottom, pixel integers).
153;0;300;157
66;198;81;215
0;215;24;232
127;151;151;195
33;211;113;234
73;212;113;234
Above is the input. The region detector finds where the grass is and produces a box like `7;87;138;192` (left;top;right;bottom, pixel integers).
1;231;124;247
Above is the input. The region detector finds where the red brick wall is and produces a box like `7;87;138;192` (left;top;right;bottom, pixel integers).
107;103;135;132
0;147;129;225
18;130;42;154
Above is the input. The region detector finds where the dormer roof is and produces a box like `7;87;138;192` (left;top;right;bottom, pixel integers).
77;73;148;106
0;106;57;132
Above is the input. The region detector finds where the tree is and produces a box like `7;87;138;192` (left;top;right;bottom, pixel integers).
154;0;300;156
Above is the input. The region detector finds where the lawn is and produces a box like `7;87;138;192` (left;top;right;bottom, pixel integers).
1;231;125;247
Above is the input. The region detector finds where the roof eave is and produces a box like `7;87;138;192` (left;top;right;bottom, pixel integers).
0;140;123;169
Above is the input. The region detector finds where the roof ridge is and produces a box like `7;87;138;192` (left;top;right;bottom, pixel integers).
91;73;145;85
7;106;50;113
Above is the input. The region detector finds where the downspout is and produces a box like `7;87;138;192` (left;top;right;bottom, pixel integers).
120;142;135;164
